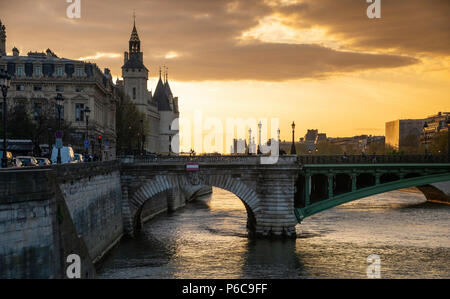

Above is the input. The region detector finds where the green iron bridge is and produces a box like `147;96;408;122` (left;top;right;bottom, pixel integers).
294;155;450;223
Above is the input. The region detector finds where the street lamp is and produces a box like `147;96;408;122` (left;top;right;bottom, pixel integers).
84;106;91;157
423;122;429;155
55;93;64;164
290;121;297;155
258;121;262;155
0;69;11;168
447;117;450;162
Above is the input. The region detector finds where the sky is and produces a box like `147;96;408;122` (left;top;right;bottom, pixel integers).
1;0;449;144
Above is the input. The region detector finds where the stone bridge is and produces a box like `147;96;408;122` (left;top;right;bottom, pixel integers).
120;154;450;239
120;155;300;238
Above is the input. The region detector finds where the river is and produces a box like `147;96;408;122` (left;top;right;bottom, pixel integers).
98;187;450;279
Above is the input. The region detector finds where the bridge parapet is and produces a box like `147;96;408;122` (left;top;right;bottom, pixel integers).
298;154;449;165
119;155;298;165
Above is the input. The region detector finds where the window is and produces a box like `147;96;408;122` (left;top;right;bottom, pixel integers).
133;87;136;99
56;85;64;92
17;66;24;76
56;66;63;77
34;66;41;76
75;103;85;121
76;68;83;77
16;85;25;91
33;85;42;91
75;86;84;92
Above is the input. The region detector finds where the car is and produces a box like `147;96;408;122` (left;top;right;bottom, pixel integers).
74;153;84;163
12;158;23;168
0;151;14;168
35;157;52;166
16;156;39;167
51;146;76;164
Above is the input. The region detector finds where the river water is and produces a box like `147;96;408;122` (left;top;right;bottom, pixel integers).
98;188;450;279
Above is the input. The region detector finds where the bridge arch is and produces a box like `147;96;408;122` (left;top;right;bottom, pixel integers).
127;174;262;235
295;172;450;222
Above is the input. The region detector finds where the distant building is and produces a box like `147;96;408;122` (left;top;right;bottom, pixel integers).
385;119;427;150
420;112;449;145
386;112;449;150
230;138;248;155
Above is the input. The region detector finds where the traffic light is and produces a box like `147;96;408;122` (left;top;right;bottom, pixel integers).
98;135;102;146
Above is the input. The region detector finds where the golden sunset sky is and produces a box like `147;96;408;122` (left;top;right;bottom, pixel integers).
1;0;449;143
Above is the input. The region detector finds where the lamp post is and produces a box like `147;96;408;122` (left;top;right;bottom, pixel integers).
84;106;91;157
248;128;252;155
423;122;429;155
258;121;262;155
447;117;450;162
55;93;64;164
290;121;297;155
0;69;11;168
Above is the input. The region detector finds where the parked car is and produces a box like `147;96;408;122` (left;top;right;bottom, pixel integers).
36;157;52;166
74;153;84;163
51;146;76;164
16;156;39;167
12;158;23;168
0;151;14;168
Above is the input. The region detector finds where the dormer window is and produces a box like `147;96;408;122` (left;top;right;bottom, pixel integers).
34;66;41;77
56;66;63;77
16;66;24;77
76;67;83;77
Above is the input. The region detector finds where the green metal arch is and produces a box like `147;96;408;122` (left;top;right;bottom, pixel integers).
295;172;450;222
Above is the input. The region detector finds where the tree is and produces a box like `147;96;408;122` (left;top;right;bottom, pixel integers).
115;89;149;155
1;99;78;156
429;131;448;155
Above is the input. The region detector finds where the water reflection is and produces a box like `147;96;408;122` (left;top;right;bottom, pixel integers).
98;187;450;279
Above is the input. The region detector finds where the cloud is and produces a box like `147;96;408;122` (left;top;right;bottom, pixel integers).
276;0;450;56
1;0;436;81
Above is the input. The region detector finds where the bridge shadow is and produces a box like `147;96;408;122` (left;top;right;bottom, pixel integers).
241;238;309;279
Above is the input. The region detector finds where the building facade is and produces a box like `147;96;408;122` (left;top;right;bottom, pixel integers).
420;112;449;146
385;113;449;151
117;19;179;154
0;19;118;160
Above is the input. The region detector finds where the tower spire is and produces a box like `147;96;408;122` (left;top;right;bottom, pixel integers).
0;19;6;56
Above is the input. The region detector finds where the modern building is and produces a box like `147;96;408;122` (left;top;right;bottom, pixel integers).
385;113;449;150
0;19;119;160
117;18;179;154
385;119;427;150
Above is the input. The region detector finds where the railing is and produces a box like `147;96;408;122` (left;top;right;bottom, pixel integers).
298;154;450;164
119;154;298;165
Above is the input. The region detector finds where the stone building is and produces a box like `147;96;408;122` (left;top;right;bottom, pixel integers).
116;18;179;154
0;19;118;160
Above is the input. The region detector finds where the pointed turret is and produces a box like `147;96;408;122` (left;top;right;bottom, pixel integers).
129;13;141;54
153;68;172;111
